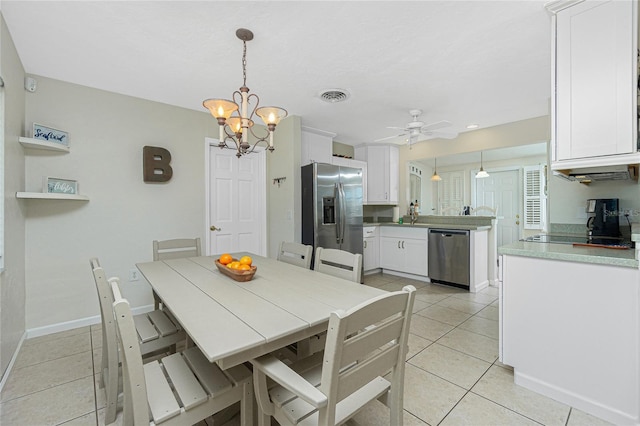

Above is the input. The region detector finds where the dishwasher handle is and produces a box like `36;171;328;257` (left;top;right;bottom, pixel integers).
429;229;469;237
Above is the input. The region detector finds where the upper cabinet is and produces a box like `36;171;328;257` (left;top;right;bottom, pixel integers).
550;0;639;170
301;127;335;165
355;145;399;205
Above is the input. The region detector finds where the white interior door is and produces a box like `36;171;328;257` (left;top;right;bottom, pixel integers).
206;139;266;256
474;169;520;247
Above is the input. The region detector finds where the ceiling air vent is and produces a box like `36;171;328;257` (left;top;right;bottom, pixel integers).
319;89;350;103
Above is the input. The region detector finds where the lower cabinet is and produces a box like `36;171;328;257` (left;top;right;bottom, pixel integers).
379;227;428;276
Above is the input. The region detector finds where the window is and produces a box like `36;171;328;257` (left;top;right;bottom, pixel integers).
524;165;546;230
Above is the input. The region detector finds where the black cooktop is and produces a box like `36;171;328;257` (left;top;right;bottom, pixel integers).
525;234;632;248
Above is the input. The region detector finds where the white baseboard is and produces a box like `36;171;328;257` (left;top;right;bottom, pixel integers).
514;370;639;426
0;331;27;393
26;304;154;339
380;269;430;282
1;304;155;394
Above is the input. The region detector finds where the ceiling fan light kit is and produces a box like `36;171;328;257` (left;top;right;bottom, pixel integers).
203;28;287;158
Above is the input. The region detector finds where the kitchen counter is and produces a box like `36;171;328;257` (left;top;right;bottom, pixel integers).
498;240;638;268
364;222;492;231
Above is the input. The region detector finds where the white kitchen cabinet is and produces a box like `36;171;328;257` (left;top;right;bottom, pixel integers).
550;0;639;169
362;226;379;272
301;127;335;165
332;156;368;204
354;145;398;205
379;227;427;276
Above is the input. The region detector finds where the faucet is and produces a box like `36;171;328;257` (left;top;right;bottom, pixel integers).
410;209;418;225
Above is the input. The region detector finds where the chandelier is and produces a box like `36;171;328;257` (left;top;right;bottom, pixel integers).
203;28;287;158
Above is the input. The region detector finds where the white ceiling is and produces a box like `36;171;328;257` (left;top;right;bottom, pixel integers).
1;1;552;147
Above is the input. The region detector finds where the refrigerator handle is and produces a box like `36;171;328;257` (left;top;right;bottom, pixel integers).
339;183;347;244
334;183;341;243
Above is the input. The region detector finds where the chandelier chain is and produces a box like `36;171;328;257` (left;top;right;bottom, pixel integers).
242;41;247;87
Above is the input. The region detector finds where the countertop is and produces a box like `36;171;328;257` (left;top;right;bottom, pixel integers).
499;240;638;268
363;222;491;231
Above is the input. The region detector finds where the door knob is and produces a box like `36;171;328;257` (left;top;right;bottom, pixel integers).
210;225;222;232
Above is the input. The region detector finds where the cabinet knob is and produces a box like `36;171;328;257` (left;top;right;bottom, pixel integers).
364;240;367;248
516;221;520;225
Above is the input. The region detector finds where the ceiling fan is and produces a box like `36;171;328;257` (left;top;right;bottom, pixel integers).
375;109;458;145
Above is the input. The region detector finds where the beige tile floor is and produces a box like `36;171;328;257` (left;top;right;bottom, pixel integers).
0;273;614;426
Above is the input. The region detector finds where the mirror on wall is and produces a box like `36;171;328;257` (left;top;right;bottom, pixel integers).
407;142;548;216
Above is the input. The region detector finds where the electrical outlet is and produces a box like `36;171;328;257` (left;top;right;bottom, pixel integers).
129;268;140;282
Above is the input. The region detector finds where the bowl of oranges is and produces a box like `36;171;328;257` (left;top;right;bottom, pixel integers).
215;254;257;282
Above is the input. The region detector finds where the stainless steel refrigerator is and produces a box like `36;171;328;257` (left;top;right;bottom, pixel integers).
301;163;363;268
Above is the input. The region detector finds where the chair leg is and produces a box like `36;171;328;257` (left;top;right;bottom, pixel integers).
240;378;254;426
103;366;118;425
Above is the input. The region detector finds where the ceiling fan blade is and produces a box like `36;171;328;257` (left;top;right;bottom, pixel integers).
422;130;459;140
374;133;407;143
421;120;452;132
386;126;408;131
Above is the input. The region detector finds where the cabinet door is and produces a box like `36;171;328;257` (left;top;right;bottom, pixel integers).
363;236;379;271
379;237;403;270
301;130;333;165
403;238;427;276
555;0;636;161
365;146;389;203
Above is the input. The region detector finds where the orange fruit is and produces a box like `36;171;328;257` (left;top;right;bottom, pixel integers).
219;253;233;265
238;264;251;271
228;261;241;269
239;256;252;266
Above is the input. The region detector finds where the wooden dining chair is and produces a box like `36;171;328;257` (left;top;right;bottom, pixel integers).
152;237;201;309
110;279;253;426
251;285;416;426
277;241;313;269
314;247;362;283
90;258;187;424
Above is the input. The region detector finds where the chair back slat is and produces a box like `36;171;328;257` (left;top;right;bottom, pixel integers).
339;316;404;368
153;238;201;261
336;344;400;402
278;241;313;269
314;247;362;283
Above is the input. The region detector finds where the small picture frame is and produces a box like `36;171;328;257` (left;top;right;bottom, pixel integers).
43;177;78;195
33;123;69;147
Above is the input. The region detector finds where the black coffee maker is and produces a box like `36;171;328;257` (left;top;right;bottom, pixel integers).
586;198;620;238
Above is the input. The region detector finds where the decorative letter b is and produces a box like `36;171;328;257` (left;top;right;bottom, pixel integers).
143;146;173;183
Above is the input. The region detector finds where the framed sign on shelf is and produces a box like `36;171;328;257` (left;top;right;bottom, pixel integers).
32;123;69;147
43;177;78;195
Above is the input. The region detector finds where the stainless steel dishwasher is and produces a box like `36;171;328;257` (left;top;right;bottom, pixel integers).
428;229;470;289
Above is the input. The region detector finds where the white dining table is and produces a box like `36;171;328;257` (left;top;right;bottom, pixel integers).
136;253;387;369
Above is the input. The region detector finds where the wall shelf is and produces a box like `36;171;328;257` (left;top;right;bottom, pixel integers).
19;137;70;153
16;192;89;201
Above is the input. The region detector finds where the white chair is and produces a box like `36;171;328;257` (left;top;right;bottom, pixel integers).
152;238;201;309
277;241;313;269
110;279;253;426
471;205;499;216
90;258;187;424
251;285;416;426
314;247;362;284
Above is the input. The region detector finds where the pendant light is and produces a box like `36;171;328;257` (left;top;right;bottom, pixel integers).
431;158;442;181
476;151;490;179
